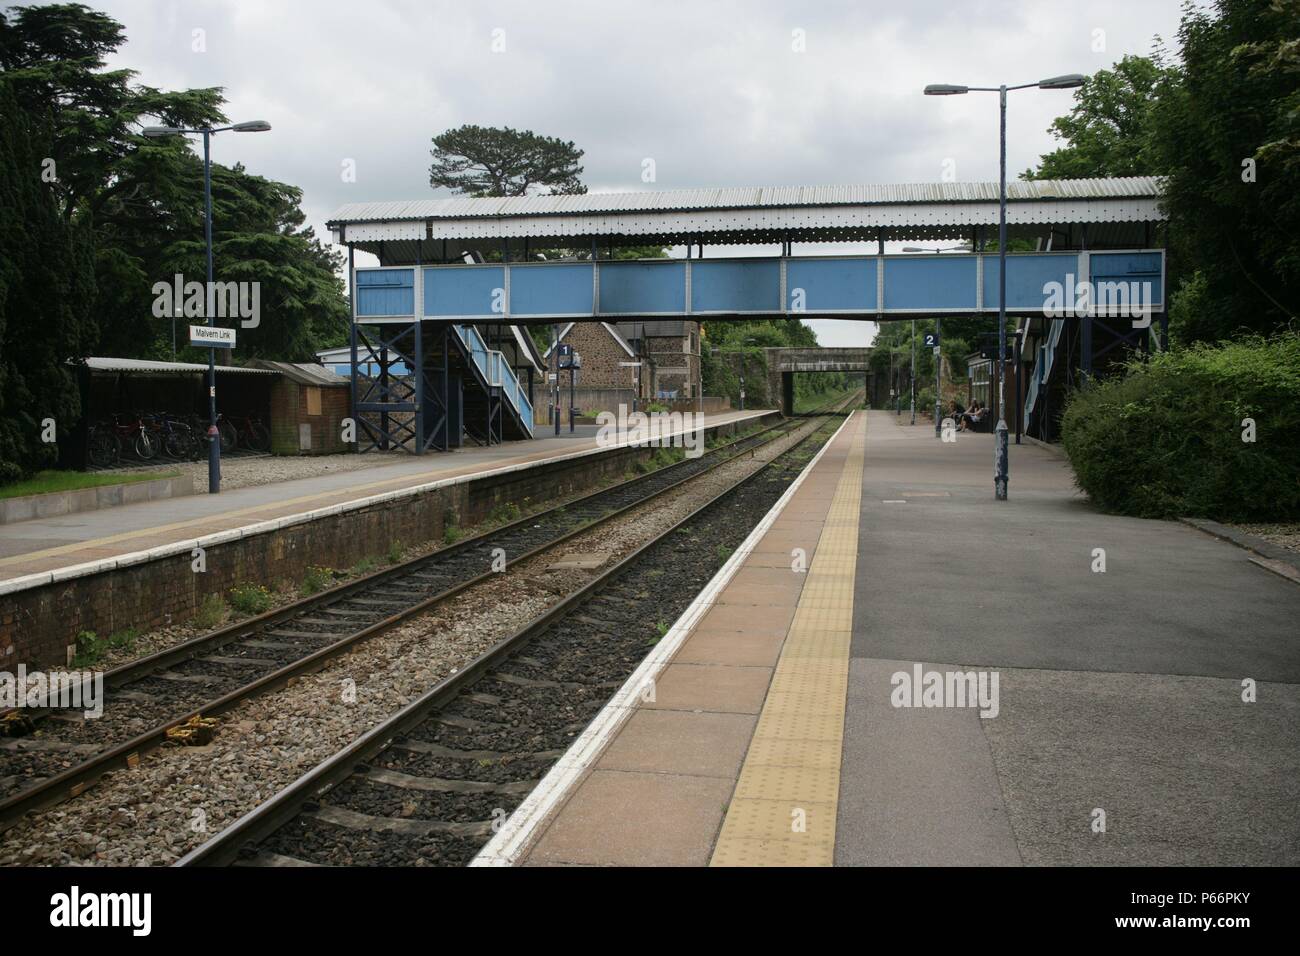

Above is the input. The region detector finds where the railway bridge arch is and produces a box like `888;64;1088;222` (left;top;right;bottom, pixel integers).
762;347;871;414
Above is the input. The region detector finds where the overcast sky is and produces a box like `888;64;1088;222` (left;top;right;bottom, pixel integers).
92;0;1189;347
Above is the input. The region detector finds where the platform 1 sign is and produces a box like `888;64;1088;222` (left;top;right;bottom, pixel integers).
189;325;236;349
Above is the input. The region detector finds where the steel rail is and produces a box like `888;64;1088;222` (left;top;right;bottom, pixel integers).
175;398;856;866
0;409;832;831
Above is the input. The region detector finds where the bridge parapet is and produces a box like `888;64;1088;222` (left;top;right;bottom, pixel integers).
768;347;871;372
759;347;872;415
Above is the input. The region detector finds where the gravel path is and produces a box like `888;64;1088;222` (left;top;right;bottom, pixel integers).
1230;522;1300;555
0;419;823;866
176;451;411;493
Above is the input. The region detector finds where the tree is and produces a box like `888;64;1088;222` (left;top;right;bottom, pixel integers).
701;319;846;408
1022;55;1170;180
0;2;349;363
1023;1;1299;343
429;125;586;197
0;78;96;481
1147;0;1300;342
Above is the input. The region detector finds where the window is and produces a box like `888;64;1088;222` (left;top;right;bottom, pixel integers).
305;386;322;416
968;360;991;409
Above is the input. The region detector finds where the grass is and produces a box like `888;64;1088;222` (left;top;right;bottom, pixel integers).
229;583;274;615
71;628;138;667
0;468;180;500
194;593;228;629
386;540;404;564
351;556;378;576
443;524;463;545
487;502;521;525
300;566;334;596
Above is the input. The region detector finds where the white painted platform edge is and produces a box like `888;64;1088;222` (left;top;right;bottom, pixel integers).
470;411;855;867
0;410;775;595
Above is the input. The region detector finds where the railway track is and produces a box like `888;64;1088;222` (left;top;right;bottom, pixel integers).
0;406;844;833
176;403;855;867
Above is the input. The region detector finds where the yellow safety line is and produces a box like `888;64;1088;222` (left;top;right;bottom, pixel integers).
710;411;865;867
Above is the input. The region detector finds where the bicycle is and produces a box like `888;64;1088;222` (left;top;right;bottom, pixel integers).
87;423;120;468
227;414;270;453
144;413;201;461
109;413;157;461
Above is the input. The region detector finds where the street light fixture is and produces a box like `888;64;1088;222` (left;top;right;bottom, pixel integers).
140;120;272;494
924;74;1084;499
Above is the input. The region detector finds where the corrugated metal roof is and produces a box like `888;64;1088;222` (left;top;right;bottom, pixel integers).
80;357;276;375
252;360;349;385
328;178;1162;225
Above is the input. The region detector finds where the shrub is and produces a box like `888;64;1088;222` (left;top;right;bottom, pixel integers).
194;593;228;629
1060;334;1300;520
229;583;274;615
386;540;404;564
488;502;521;525
71;630;102;667
299;567;334;596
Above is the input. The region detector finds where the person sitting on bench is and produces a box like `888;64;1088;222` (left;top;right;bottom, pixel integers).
960;401;985;431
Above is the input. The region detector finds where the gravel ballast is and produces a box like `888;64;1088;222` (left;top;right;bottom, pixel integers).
0;418;827;866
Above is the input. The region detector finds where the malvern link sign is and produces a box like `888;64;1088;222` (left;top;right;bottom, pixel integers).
188;325;236;349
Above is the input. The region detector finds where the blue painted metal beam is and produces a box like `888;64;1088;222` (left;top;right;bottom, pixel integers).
353;250;1164;323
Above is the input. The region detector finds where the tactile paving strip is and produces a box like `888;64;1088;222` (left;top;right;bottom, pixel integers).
711;413;866;867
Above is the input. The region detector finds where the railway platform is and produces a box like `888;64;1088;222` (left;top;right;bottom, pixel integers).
0;409;771;586
480;409;1300;867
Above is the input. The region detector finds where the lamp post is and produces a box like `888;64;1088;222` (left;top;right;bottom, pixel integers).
739;337;756;411
143;120;271;494
910;318;916;425
924;74;1084;499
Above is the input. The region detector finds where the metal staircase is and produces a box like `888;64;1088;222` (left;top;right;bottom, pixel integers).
448;324;533;443
1024;317;1065;435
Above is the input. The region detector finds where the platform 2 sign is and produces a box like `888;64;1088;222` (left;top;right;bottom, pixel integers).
923;331;940;348
189;325;236;349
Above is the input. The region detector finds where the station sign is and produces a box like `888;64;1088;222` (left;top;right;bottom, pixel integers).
189;325;236;349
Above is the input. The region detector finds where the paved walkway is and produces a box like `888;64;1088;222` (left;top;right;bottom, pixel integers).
0;409;771;584
498;410;1300;866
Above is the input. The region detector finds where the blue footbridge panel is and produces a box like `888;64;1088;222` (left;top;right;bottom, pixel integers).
355;250;1164;324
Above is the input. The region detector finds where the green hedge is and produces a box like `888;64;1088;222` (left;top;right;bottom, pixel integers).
1060;334;1300;520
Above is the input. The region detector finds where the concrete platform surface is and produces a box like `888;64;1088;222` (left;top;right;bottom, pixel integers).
502;410;1300;867
0;409;770;583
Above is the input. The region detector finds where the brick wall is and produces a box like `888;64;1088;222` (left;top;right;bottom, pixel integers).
0;412;780;668
269;381;351;455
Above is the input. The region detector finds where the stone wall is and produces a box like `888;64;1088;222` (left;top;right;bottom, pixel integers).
0;412;780;669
